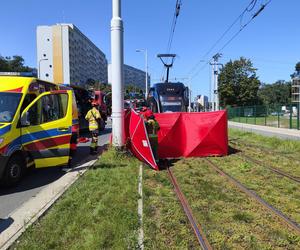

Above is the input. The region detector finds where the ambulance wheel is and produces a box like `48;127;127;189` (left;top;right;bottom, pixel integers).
2;155;24;187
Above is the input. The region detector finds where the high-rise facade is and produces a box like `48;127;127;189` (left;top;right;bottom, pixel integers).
108;63;150;91
195;95;209;111
37;24;108;86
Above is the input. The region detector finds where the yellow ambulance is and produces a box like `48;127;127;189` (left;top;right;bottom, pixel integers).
0;73;79;186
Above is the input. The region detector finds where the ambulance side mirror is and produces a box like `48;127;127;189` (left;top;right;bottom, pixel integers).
20;111;30;127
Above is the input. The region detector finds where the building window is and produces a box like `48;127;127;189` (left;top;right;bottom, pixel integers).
43;54;46;57
49;65;52;68
45;73;49;77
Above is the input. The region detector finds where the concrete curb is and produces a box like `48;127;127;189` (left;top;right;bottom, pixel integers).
0;159;98;250
228;121;300;141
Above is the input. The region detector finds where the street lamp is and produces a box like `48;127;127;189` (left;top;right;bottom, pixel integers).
38;58;48;79
136;49;148;99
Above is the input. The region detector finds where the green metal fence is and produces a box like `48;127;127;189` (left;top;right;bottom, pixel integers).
226;104;300;130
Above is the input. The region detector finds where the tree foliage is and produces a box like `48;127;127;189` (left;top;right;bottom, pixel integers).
99;83;111;93
125;84;144;100
296;62;300;73
218;57;260;107
0;55;34;72
258;80;291;105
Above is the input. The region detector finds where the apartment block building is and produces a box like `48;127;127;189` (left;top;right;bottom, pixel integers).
37;23;107;86
108;63;150;91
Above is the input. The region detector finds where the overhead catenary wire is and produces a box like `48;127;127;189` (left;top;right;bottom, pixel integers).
187;0;258;77
214;0;272;59
188;0;272;80
160;0;183;81
166;0;182;54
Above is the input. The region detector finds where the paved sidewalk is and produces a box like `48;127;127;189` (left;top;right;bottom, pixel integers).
228;121;300;141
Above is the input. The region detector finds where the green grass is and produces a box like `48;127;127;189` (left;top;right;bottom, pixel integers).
229;129;300;157
211;155;300;224
171;158;300;249
230;140;300;177
12;129;300;249
143;168;199;249
14;148;140;250
225;130;300;224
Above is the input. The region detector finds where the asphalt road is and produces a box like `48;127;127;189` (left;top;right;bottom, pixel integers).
0;124;111;219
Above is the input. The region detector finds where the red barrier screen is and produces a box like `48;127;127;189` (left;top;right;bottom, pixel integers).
122;110;228;169
155;111;228;158
129;110;158;170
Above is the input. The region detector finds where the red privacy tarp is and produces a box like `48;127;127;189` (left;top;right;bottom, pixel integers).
123;110;228;170
129;110;158;170
155;111;228;158
124;109;158;170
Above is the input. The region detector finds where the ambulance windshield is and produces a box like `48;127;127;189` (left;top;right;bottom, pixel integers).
0;92;22;122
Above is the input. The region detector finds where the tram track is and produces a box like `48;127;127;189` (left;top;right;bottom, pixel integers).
165;162;212;250
229;138;300;164
204;158;300;235
237;150;300;184
229;140;300;183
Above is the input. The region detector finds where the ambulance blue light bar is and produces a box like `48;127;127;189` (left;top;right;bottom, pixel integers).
0;72;37;77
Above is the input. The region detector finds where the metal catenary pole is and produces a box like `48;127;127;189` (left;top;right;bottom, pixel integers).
214;64;219;111
210;62;215;111
209;53;222;111
111;0;124;147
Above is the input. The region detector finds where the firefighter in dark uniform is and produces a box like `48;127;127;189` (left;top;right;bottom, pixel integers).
85;101;101;154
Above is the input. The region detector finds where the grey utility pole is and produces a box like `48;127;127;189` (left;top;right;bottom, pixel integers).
210;53;222;111
111;0;124;147
210;62;215;111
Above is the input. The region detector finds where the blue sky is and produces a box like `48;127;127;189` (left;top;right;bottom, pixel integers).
1;0;299;99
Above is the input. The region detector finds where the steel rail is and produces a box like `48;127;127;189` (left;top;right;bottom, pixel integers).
204;158;300;235
229;140;300;183
166;165;212;250
239;152;300;184
229;139;300;164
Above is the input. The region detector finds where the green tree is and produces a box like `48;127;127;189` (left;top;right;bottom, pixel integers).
125;84;143;100
218;57;260;107
0;55;34;72
258;80;291;105
99;83;111;93
0;56;9;71
85;78;96;90
295;62;300;73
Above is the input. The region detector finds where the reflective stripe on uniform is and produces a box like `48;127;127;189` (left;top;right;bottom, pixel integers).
85;108;101;131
